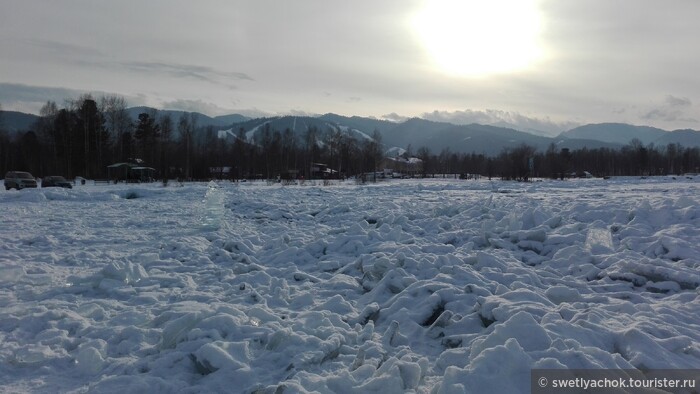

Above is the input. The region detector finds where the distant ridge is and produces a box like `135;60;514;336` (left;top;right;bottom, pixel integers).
654;129;700;147
125;106;249;127
558;122;700;148
216;116;626;156
0;111;38;134
558;123;666;145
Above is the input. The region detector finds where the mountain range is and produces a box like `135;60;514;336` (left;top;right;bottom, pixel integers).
3;107;700;155
220;115;700;156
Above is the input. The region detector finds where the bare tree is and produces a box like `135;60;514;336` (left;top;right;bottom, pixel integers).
37;101;59;174
232;128;248;179
363;129;384;180
326;128;343;177
281;128;297;173
304;126;319;178
417;146;432;177
178;113;197;179
100;95;130;162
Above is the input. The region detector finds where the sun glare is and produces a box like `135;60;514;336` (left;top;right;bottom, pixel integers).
412;0;543;77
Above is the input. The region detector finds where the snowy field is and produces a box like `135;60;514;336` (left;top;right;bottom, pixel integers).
1;177;699;393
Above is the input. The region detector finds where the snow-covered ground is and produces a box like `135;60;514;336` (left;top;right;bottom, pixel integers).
1;177;699;393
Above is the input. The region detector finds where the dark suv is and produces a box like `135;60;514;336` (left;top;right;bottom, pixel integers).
42;176;73;189
4;171;38;190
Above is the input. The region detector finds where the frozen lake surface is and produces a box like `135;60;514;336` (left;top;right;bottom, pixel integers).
1;177;699;393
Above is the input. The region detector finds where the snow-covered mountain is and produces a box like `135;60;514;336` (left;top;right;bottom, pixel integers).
216;115;379;145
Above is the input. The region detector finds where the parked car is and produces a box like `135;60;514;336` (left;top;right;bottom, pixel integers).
42;176;73;189
4;171;38;190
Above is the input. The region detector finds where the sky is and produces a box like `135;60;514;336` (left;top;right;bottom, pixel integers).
1;0;699;135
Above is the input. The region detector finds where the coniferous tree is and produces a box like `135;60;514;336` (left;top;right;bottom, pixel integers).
73;96;106;177
134;112;160;165
17;131;41;174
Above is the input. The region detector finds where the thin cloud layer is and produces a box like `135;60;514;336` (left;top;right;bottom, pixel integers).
121;62;253;85
421;109;579;136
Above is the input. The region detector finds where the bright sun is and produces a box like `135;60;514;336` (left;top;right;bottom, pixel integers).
412;0;544;77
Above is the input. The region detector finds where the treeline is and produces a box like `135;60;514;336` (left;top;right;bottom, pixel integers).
0;96;385;180
2;97;700;181
0;96;198;179
416;141;700;180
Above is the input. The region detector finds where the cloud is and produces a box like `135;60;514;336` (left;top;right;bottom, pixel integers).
665;95;692;108
120;62;253;88
14;39;253;91
160;99;238;117
0;83;86;107
234;108;274;119
642;95;696;123
161;99;309;119
381;112;409;123
420;109;579;136
286;109;321;117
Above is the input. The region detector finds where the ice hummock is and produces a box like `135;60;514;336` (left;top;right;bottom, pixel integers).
200;180;226;230
1;177;699;392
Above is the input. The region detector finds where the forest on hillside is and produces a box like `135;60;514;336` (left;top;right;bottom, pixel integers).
1;97;699;181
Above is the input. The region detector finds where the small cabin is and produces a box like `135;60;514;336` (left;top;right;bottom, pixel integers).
107;162;156;183
382;156;423;178
310;163;336;179
209;167;232;179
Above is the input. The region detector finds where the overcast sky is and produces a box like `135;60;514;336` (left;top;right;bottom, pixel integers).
1;0;699;134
